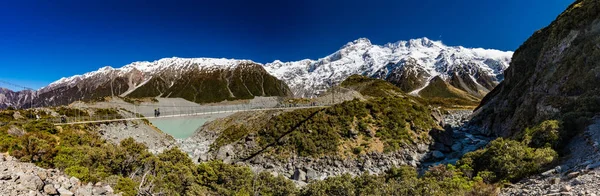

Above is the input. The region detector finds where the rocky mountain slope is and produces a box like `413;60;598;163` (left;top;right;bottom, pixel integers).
0;88;34;109
0;58;291;108
178;76;486;184
264;37;513;98
471;0;600;137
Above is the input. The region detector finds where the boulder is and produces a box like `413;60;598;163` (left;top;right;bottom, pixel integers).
43;184;58;195
7;126;25;137
69;177;80;187
92;186;108;195
292;168;307;181
104;185;114;193
18;175;44;191
305;168;318;181
432;151;445;159
542;169;556;177
586;161;600;170
566;172;580;179
58;187;74;196
75;184;92;196
451;143;463;151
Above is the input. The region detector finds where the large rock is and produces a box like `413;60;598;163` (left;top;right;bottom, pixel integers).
216;145;235;164
432;151;445;159
69;177;80;187
92;186;108;195
292;168;307;181
43;184;58;195
58;187;74;196
451;143;463;151
305;168;318;181
18;175;44;191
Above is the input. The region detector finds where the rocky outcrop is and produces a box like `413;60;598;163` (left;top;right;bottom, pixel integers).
96;120;176;154
0;154;120;196
472;0;600;137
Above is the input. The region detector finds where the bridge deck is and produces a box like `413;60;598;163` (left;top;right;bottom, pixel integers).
54;105;329;125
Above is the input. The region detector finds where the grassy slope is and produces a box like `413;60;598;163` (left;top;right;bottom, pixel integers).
419;76;481;108
128;63;291;103
211;75;441;159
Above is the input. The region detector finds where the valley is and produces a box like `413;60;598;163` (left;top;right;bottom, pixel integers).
1;0;600;195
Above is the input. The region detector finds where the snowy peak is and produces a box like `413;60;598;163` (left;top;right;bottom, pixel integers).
263;37;513;98
343;38;373;48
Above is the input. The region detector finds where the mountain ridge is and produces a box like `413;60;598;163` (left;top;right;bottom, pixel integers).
264;37;513;98
0;37;513;108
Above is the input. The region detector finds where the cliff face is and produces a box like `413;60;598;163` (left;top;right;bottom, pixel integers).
472;0;600;137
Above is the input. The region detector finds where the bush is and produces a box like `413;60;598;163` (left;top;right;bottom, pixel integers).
115;177;138;196
301;174;356;196
521;120;561;148
65;165;90;182
458;138;558;182
253;172;299;196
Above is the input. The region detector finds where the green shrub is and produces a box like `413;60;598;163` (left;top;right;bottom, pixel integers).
115;177;138;196
65;165;90;182
521;120;561;148
301;174;356;196
458;138;558;182
352;146;363;155
253;172;299;196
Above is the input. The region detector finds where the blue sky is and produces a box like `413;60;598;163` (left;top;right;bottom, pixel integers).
0;0;573;90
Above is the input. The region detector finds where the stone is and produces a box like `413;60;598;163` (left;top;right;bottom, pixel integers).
432;151;445;159
37;171;47;181
542;169;556;176
18;175;44;191
567;172;580;179
362;160;373;168
586;161;600;170
57;187;74;196
0;174;11;180
550;178;561;184
559;192;573;196
571;178;584;185
104;185;114;193
7;126;25;137
560;185;572;192
292;168;307;181
305;168;317;181
417;144;428;153
451;143;462;151
43;184;58;195
69;177;80;187
0;153;4;161
75;185;92;196
92;186;108;195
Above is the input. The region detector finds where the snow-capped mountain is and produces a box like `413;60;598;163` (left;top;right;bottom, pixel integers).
0;58;291;108
264;37;513;98
0;37;513;108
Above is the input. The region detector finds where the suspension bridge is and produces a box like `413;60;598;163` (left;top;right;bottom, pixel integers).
1;80;338;126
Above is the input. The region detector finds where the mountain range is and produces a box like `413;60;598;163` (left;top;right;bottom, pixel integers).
0;38;513;108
